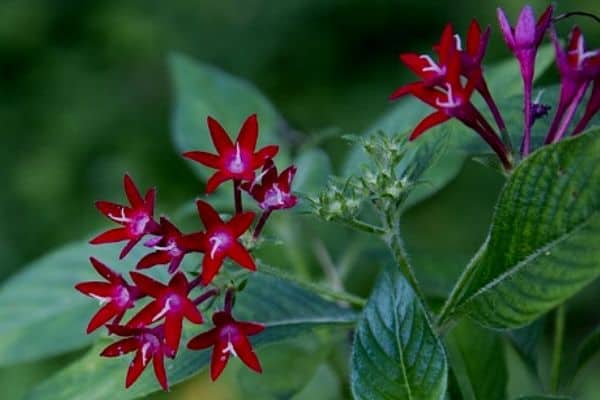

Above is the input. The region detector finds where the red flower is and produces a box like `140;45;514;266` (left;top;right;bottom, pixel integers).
187;310;264;381
91;174;160;259
189;200;256;285
137;217;204;274
241;159;298;212
127;272;203;353
75;257;139;333
101;324;174;391
183;114;279;193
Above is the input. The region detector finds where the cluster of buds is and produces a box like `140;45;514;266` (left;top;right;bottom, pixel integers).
391;4;600;167
76;114;297;390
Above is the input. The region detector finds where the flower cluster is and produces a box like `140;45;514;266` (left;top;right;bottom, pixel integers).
391;5;600;167
76;114;297;390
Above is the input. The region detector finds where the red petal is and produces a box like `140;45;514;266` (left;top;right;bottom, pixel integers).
278;165;297;192
179;232;205;252
126;351;148;388
182;151;221;169
120;236;142;259
144;188;156;217
399;53;431;78
233;334;262;374
89;257;120;282
207;116;234;154
90;228;129;245
228;212;255;237
167;256;184;274
95;201;126;220
227;241;256;271
124;174;144;208
205;170;231;193
137;251;171;270
252;145;279;169
126;301;161;328
130;272;166;297
237;321;265;336
153;352;169;391
466;20;482;56
237;114;258;152
187;329;216;350
183;299;203;324
101;338;139;357
195;200;223;230
201;254;224;285
87;302;120;333
106;324;141;336
75;281;113;297
535;5;554;44
210;340;229;381
410;111;450;140
389;81;423;101
169;272;189;294
165;314;183;354
261;159;278;184
438;24;455;65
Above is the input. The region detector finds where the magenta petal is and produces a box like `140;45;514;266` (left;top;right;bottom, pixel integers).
515;5;536;48
252;145;279;169
497;7;515;49
210;340;229;381
165;314;183;354
75;281;113;297
120;236;142;259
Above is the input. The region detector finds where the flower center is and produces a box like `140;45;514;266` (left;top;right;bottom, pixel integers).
112;285;131;308
228;144;246;174
261;184;286;209
152;294;182;322
419;54;445;75
140;333;161;364
153;240;182;257
436;83;462;108
208;232;230;259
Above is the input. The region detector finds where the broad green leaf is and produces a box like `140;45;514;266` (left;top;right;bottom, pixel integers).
507;318;545;376
445;320;507;400
351;266;447;400
170;53;290;180
293;148;332;196
442;128;600;329
576;325;600;373
293;363;342;400
515;396;571;400
0;242;154;366
28;271;356;400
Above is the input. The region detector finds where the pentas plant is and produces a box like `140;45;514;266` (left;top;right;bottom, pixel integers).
76;114;297;390
391;4;600;168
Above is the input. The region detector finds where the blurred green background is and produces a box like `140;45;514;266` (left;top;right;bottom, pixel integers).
1;0;599;399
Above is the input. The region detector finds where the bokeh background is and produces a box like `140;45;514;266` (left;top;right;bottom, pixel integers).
1;0;599;399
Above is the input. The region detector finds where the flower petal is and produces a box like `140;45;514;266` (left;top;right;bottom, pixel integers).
120;236;142;259
75;281;113;297
466;19;482;56
89;257;120;282
167;255;184;274
195;200;223;229
125;351;148;388
227;212;255;237
165;313;183;354
90;228;130;245
227;241;256;271
210;339;229;381
153;351;169;391
130;272;166;297
497;7;515;49
237;321;265;336
144;188;156;217
278;165;297;193
137;251;171;270
126;301;161;328
101;338;139;357
183;299;203;324
515;5;535;48
233;334;262;374
206;170;231;194
252;145;279;169
410;111;450;140
169;272;189;294
187;329;216;350
87;302;120;333
124;174;144;208
182;151;222;169
207;116;234;154
95;201;126;220
237;114;258;151
201;253;224;285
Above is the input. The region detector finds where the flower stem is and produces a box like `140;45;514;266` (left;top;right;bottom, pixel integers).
550;83;589;143
550;304;566;394
339;218;386;235
234;180;243;214
193;288;219;306
253;210;271;239
522;74;533;156
224;288;235;313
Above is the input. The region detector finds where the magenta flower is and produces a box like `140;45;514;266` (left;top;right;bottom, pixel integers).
497;5;553;155
183;114;279;193
91;174;160;259
127;272;203;353
187;309;264;381
101;324;174;391
137;217;204;274
190;200;256;285
75;257;139;333
241;159;298;212
546;27;600;142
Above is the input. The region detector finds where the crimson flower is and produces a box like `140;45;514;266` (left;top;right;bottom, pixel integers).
190;200;256;285
127;272;203;353
187;310;264;381
546;27;600;142
101;324;174;391
241;159;298;212
183;114;279;193
91;174;160;259
138;217;204;274
75;257;139;333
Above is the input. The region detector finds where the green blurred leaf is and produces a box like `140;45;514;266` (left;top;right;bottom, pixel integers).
441;128;600;329
0;242;153;367
576;325;600;374
515;396;571;400
445;320;507;400
293;148;332;196
507;318;545;377
351;266;447;400
170;53;291;180
28;270;356;400
293;363;342;400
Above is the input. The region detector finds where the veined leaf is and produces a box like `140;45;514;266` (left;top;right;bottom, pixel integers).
170;53;291;180
351;266;447;400
28;271;356;400
441;128;600;329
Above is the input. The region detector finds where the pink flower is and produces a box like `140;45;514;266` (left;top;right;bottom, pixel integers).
137;217;205;274
127;272;203;354
183;114;279;193
91;174;160;259
75;257;139;333
101;324;174;391
241;159;298;212
188;200;256;285
187;309;264;381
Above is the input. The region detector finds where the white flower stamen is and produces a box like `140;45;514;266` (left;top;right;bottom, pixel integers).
209;236;224;259
229;143;244;173
419;55;445;75
152;297;175;322
90;294;111;306
436;83;460;108
454;34;462;51
222;341;237;357
109;208;130;223
569;35;599;69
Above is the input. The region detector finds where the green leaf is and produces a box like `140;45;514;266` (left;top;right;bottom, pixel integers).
293;148;332;196
170;53;291;180
507;318;545;376
351;266;447;400
28;271;356;400
575;325;600;373
293;363;342;400
0;242;154;366
515;396;571;400
445;320;507;400
441;128;600;329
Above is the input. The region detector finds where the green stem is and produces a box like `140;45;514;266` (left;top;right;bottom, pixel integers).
337;217;386;235
259;263;367;307
550;305;566;394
